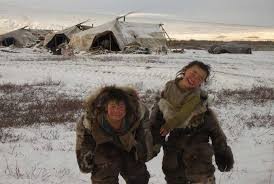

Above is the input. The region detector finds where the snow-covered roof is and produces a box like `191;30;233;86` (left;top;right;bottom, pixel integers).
0;27;52;47
44;24;92;47
69;20;167;51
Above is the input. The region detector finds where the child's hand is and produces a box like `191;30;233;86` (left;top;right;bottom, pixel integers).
160;127;170;136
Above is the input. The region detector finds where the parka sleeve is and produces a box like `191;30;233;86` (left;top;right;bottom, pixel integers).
205;108;234;172
149;84;167;147
148;102;167;158
150;102;165;144
134;103;154;162
205;108;227;148
75;115;96;173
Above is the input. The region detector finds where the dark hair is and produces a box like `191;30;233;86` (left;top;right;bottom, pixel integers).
176;60;211;82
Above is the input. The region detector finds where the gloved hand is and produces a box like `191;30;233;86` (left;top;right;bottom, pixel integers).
76;150;94;173
215;146;234;172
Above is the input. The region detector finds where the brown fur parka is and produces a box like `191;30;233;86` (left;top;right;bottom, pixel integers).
75;86;153;173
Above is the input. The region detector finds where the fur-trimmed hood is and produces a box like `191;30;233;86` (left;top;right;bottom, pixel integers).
81;86;150;153
84;86;140;130
76;86;154;165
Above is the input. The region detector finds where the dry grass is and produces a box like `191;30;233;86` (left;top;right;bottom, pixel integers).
1;81;273;130
0;129;21;143
212;86;274;128
214;86;274;104
0;81;83;128
168;40;274;51
245;114;274;128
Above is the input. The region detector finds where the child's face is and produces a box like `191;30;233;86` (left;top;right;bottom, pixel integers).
180;65;207;89
106;100;126;123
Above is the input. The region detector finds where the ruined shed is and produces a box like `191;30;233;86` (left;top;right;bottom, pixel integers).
69;19;168;52
44;23;92;54
0;27;52;48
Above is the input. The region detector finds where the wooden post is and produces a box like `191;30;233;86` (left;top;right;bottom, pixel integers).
54;36;57;50
159;24;171;41
109;34;112;51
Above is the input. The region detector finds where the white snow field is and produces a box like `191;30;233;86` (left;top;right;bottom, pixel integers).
0;48;273;184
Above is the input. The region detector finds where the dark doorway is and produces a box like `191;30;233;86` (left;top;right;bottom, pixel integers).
1;37;16;47
46;34;69;54
92;31;120;51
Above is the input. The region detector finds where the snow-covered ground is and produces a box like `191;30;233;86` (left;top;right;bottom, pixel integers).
0;48;273;184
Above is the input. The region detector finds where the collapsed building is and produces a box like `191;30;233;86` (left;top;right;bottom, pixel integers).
44;22;92;54
0;26;52;48
69;18;168;53
0;16;169;55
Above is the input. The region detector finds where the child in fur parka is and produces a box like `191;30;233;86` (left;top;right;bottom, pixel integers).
76;86;153;184
150;61;234;184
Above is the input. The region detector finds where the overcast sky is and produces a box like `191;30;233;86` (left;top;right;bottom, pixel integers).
0;0;273;27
